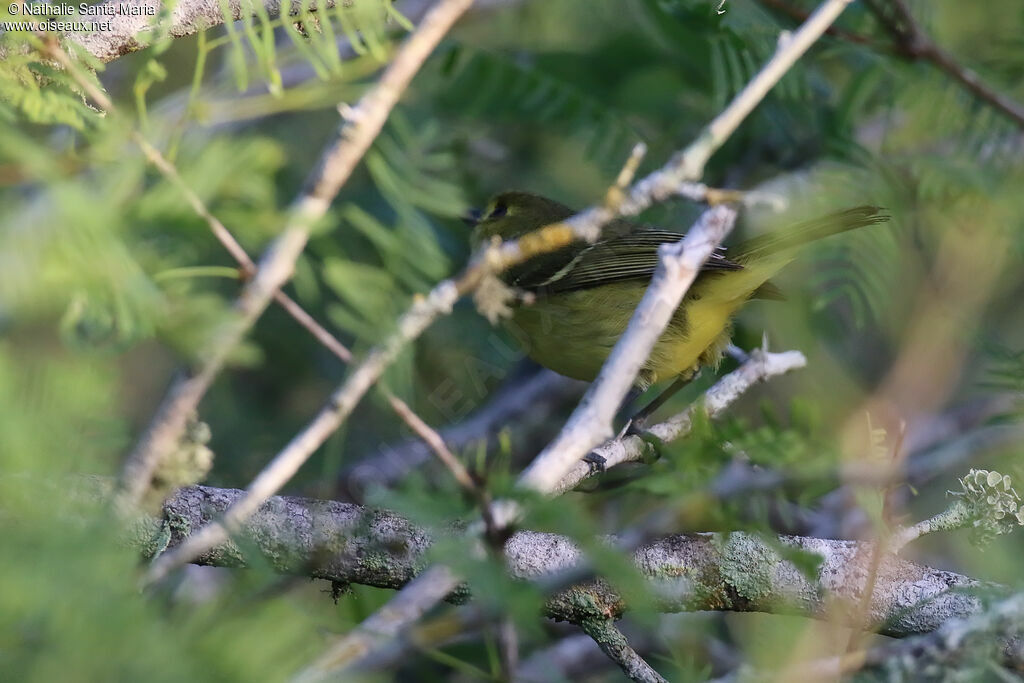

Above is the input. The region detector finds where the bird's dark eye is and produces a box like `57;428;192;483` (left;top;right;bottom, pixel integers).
489;201;508;219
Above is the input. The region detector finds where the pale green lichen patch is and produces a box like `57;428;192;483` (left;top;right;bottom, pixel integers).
165;510;191;537
148;415;214;510
950;468;1024;546
650;563;689;579
718;532;778;603
124;517;169;559
546;582;623;623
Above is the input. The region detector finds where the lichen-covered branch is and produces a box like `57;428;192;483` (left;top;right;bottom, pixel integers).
891;469;1024;552
139;485;990;639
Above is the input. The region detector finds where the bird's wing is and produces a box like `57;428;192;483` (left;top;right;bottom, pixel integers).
510;229;741;294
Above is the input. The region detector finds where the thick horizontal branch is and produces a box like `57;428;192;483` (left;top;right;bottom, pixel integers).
139;484;989;638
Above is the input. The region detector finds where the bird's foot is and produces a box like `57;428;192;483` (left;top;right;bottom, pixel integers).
725;344;750;363
623;420;666;463
582;451;607;474
623;416;646;439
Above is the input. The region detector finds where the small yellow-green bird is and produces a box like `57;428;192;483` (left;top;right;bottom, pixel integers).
466;191;887;415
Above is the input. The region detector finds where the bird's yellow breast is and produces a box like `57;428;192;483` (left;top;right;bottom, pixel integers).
507;280;741;389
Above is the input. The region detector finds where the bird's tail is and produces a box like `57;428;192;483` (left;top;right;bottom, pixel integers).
695;205;889;306
731;205;889;264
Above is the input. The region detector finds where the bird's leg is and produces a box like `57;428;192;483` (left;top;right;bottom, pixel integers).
626;373;697;434
725;344;750;363
581;386;646;473
582;451;607;473
619;386;644;416
583;374;694;474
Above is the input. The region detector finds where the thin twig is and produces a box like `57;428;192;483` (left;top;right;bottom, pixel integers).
384;393;475;493
383;388;500;538
293;565;461;682
865;0;1024;129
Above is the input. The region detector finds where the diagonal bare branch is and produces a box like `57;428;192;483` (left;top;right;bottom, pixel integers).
119;0;476;511
550;347;807;495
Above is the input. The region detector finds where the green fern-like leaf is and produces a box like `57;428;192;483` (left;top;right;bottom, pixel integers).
434;44;643;165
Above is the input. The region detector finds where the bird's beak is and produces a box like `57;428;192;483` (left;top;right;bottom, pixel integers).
461;208;483;226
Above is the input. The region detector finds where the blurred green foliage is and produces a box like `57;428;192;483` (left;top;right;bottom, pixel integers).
2;0;1024;679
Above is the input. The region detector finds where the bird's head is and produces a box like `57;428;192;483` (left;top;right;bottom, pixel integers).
465;191;576;246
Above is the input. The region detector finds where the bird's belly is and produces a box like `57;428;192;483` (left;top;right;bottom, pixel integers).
646;298;733;384
508;284;735;386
